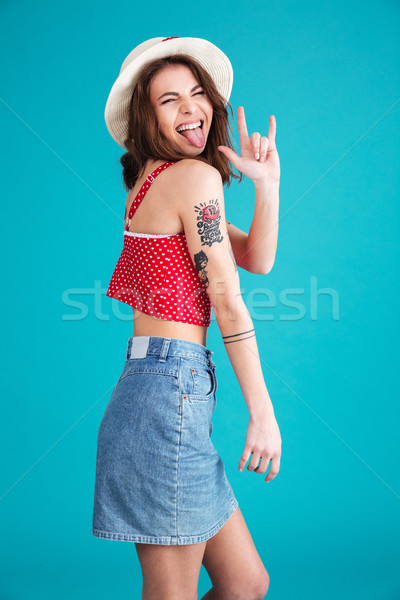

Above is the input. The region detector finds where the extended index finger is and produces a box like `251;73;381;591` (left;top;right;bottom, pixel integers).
237;106;250;145
268;115;277;148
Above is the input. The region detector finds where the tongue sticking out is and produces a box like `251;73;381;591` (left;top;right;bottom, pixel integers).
178;126;205;148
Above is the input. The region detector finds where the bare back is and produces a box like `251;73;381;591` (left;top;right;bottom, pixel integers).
125;158;208;346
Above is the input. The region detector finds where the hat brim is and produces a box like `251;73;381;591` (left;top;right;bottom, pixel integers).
104;37;233;150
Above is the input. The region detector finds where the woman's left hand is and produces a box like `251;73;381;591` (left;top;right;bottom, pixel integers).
218;107;280;185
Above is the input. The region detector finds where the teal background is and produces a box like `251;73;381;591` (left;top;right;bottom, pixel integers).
1;0;399;598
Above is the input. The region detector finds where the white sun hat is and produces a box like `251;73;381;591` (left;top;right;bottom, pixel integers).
104;36;233;150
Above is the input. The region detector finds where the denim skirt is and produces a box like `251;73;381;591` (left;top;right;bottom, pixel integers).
92;335;239;545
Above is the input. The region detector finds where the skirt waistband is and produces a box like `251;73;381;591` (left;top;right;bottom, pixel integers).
126;336;214;367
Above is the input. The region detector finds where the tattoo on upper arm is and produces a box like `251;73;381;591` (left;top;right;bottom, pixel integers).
222;328;255;344
194;199;223;247
194;250;209;288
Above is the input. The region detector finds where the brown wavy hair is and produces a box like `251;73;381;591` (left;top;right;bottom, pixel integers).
119;54;243;191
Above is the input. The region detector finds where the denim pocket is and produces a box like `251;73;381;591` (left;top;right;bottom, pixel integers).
186;365;216;402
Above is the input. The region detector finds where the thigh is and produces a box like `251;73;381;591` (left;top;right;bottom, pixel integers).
202;506;270;599
135;541;207;600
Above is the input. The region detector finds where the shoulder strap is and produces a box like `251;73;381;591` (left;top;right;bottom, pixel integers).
125;161;177;231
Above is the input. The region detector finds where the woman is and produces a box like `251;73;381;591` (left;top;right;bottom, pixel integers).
93;36;282;599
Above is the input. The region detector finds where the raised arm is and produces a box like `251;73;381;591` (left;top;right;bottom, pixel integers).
175;159;281;482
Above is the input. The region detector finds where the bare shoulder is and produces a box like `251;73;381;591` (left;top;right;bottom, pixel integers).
169;159;223;207
172;157;220;174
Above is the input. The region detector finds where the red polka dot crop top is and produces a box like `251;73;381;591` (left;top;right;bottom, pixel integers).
106;161;212;327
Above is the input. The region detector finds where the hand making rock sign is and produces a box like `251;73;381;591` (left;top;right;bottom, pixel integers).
218;106;280;185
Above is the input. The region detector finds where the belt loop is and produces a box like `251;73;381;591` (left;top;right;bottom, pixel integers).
126;337;132;360
208;351;215;370
159;339;171;362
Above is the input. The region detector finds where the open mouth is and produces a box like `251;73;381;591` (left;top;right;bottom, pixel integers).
176;120;204;135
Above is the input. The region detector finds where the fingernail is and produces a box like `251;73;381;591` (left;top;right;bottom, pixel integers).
260;157;265;162
255;153;259;160
239;467;243;472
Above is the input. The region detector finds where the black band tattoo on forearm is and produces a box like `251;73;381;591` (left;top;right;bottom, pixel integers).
223;328;254;339
222;328;255;344
223;334;256;344
194;199;223;247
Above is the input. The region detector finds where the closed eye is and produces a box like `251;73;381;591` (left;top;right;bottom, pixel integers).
162;91;205;105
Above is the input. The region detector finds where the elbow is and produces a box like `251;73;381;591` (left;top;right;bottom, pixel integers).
255;253;276;275
212;293;247;321
250;261;274;275
239;256;271;275
242;254;275;275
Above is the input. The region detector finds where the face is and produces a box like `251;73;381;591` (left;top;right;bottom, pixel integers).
149;64;214;156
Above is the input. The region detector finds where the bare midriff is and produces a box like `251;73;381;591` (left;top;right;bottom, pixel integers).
132;309;208;347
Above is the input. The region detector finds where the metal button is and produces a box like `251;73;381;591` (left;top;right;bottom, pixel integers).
191;368;195;373
183;395;188;400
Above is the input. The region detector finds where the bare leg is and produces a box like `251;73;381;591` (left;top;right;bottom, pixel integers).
135;506;270;599
201;506;270;599
135;540;206;600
